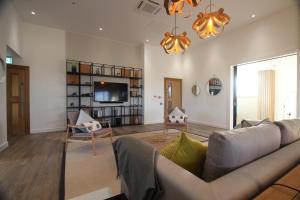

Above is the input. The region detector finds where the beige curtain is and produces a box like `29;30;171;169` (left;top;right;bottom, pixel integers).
257;70;275;121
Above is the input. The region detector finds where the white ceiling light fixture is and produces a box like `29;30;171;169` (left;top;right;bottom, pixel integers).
31;11;36;15
251;14;256;18
98;27;103;31
146;39;149;42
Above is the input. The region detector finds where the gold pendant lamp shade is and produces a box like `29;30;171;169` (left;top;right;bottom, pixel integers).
160;12;191;54
164;0;201;16
160;32;191;54
192;3;230;39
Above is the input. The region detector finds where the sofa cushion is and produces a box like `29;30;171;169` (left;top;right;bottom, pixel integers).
202;123;281;182
234;118;270;129
160;132;207;177
274;119;300;146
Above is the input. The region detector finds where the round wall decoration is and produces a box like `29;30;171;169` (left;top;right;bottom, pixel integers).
207;77;222;96
192;84;201;96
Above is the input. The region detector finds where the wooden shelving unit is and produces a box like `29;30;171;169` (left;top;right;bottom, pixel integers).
66;59;144;127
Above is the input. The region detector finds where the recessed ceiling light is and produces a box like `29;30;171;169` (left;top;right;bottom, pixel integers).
251;14;256;18
98;27;103;31
31;11;36;15
146;39;149;43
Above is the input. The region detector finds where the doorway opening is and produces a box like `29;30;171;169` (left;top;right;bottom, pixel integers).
233;54;297;127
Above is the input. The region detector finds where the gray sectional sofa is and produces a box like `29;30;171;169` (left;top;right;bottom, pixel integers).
121;119;300;200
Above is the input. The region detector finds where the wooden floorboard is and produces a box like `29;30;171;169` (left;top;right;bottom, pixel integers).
0;132;65;200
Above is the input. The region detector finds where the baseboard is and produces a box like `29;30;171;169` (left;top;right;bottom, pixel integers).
31;127;66;134
0;141;8;152
188;119;228;129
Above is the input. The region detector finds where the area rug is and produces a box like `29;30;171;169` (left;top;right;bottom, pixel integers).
65;130;207;199
112;123;225;138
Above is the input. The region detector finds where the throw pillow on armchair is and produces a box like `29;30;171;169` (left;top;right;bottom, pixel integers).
168;107;187;124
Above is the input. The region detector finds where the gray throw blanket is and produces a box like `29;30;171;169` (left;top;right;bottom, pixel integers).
113;137;162;200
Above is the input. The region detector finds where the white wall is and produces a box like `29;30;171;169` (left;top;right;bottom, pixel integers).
182;6;299;129
19;26;145;133
21;23;66;133
0;0;22;150
66;32;143;67
144;44;184;124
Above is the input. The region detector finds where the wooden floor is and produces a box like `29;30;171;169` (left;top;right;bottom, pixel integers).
0;123;224;200
0;132;65;200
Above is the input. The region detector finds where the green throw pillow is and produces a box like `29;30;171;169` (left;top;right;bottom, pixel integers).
160;132;207;177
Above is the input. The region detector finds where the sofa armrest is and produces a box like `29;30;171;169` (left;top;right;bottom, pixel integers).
156;155;214;200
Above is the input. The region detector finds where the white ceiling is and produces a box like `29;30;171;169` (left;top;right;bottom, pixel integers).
12;0;299;46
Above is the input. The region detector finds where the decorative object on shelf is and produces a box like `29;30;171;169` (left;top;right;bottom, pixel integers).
80;64;92;74
160;12;191;54
70;102;75;107
192;84;201;96
93;110;98;118
207;77;222;96
134;117;139;125
164;0;201;17
71;65;77;73
96;68;101;75
192;0;230;39
124;68;131;77
71;92;78;96
81;93;93;97
114;67;123;77
67;74;80;84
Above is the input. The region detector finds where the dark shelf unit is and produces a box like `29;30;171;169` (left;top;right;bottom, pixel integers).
66;59;144;127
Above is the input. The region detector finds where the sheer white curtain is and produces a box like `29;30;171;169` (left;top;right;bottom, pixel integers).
257;70;275;121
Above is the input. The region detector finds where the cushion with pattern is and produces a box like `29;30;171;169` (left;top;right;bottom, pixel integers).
82;121;102;133
168;107;187;124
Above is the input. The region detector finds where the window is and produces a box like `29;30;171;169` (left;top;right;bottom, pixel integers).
6;56;12;64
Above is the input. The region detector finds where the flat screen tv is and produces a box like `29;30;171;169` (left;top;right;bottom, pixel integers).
94;82;128;103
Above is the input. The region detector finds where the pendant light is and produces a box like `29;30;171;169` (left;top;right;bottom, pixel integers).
160;12;191;54
164;0;201;16
192;0;230;39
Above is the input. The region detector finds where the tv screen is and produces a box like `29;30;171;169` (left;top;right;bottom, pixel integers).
94;82;128;103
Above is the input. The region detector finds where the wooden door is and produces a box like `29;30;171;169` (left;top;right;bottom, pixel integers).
164;78;182;118
7;65;30;136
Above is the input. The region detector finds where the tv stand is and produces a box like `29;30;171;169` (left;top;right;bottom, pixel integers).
66;59;144;127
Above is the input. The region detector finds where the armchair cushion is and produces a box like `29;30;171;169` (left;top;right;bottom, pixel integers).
75;110;95;133
82;121;102;133
168;107;187;124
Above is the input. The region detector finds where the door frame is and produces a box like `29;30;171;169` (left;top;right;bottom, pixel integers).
6;64;30;135
164;77;182;118
232;66;237;128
